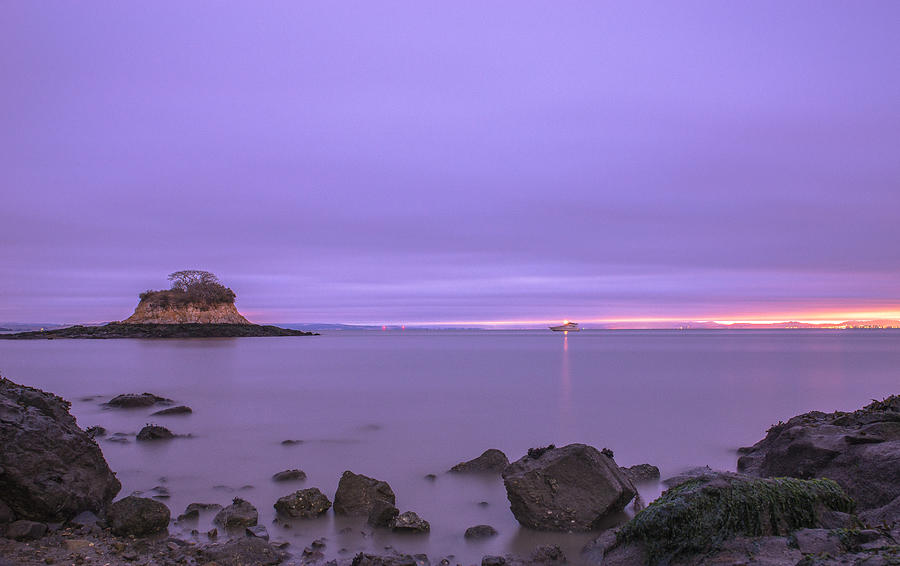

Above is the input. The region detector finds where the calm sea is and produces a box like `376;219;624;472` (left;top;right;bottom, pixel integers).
2;330;898;563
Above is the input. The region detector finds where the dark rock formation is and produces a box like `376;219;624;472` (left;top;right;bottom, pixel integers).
246;525;269;540
151;405;192;416
6;520;47;541
214;498;258;528
367;499;399;528
0;377;121;522
602;471;854;565
351;552;431;566
333;471;396;516
464;524;498;539
137;425;175;441
501;443;636;531
0;323;316;339
0;500;14;524
272;469;307;482
620;464;660;485
107;496;170;536
737;395;900;513
450;449;509;474
105;392;173;408
391;511;430;533
273;488;331;518
530;544;567;564
198;536;288;566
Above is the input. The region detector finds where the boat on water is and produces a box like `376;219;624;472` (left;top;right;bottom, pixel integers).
549;321;580;332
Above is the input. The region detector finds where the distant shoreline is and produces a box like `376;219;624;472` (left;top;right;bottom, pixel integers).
0;323;317;339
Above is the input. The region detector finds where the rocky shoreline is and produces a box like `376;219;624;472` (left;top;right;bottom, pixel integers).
0;323;316;339
1;375;898;566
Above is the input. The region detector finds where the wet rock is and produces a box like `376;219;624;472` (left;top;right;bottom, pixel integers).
136;425;175;441
272;469;307;482
608;471;854;564
482;556;505;566
0;377;121;522
530;544;567;563
391;511;430;533
214;497;258;528
791;528;843;554
105;393;173;408
274;488;331;518
178;502;221;522
281;439;303;446
620;464;660;485
450;449;509;474
368;500;399;528
68;511;98;527
107;496;170;536
150;405;192;416
501;443;636;531
738;395;900;511
0;500;13;524
662;466;716;488
861;494;900;525
199;536;288;566
6;520;48;540
246;525;269;540
333;471;396;516
84;425;106;438
424;474;437;481
350;552;429;566
464;525;498;539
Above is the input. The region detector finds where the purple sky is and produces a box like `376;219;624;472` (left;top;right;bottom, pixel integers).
2;2;899;325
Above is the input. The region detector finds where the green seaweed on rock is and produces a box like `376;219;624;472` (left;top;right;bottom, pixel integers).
615;475;855;565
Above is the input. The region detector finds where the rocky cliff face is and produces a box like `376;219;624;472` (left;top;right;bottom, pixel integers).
124;300;251;324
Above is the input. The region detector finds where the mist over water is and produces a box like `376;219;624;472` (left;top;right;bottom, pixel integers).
1;330;898;564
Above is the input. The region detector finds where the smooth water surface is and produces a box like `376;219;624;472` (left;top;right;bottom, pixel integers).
1;330;898;563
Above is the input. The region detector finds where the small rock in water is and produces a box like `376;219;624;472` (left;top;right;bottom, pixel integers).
450;449;509;474
214;497;258;528
477;501;490;507
136;425;175;441
105;393;173;408
274;488;331;518
424;474;437;481
620;463;661;485
150;405;193;416
272;469;307;482
246;525;269;540
391;511;430;533
482;557;506;566
207;527;218;539
464;525;498;539
84;425;107;439
107;496;170;536
333;471;396;516
281;439;304;446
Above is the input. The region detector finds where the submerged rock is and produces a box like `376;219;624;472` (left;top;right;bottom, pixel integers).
464;525;498;539
274;488;331;518
450;449;509;474
107;496;170;536
620;464;660;485
214;497;258;528
605;471;854;565
199;536;288;566
150;405;193;416
0;377;121;522
105;392;173;408
391;511;430;533
502;443;636;531
333;471;396;516
737;395;900;516
136;424;175;441
272;469;307;482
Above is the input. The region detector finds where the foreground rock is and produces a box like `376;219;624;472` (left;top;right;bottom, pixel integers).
272;469;307;482
107;496;170;536
502;444;636;531
595;470;855;565
0;377;121;522
214;497;258;528
391;510;430;533
465;524;498;539
333;471;396;516
136;424;175;441
273;488;331;518
198;536;288;566
738;394;900;521
105;392;172;408
450;449;510;474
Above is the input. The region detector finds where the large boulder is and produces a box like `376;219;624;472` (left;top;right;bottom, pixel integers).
501;444;636;531
273;488;331;518
107;495;170;536
600;471;854;565
450;449;509;474
214;497;258;528
0;377;121;522
737;395;900;512
333;471;396;516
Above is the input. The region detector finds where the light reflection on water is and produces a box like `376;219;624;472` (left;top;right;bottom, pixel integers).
1;329;898;564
